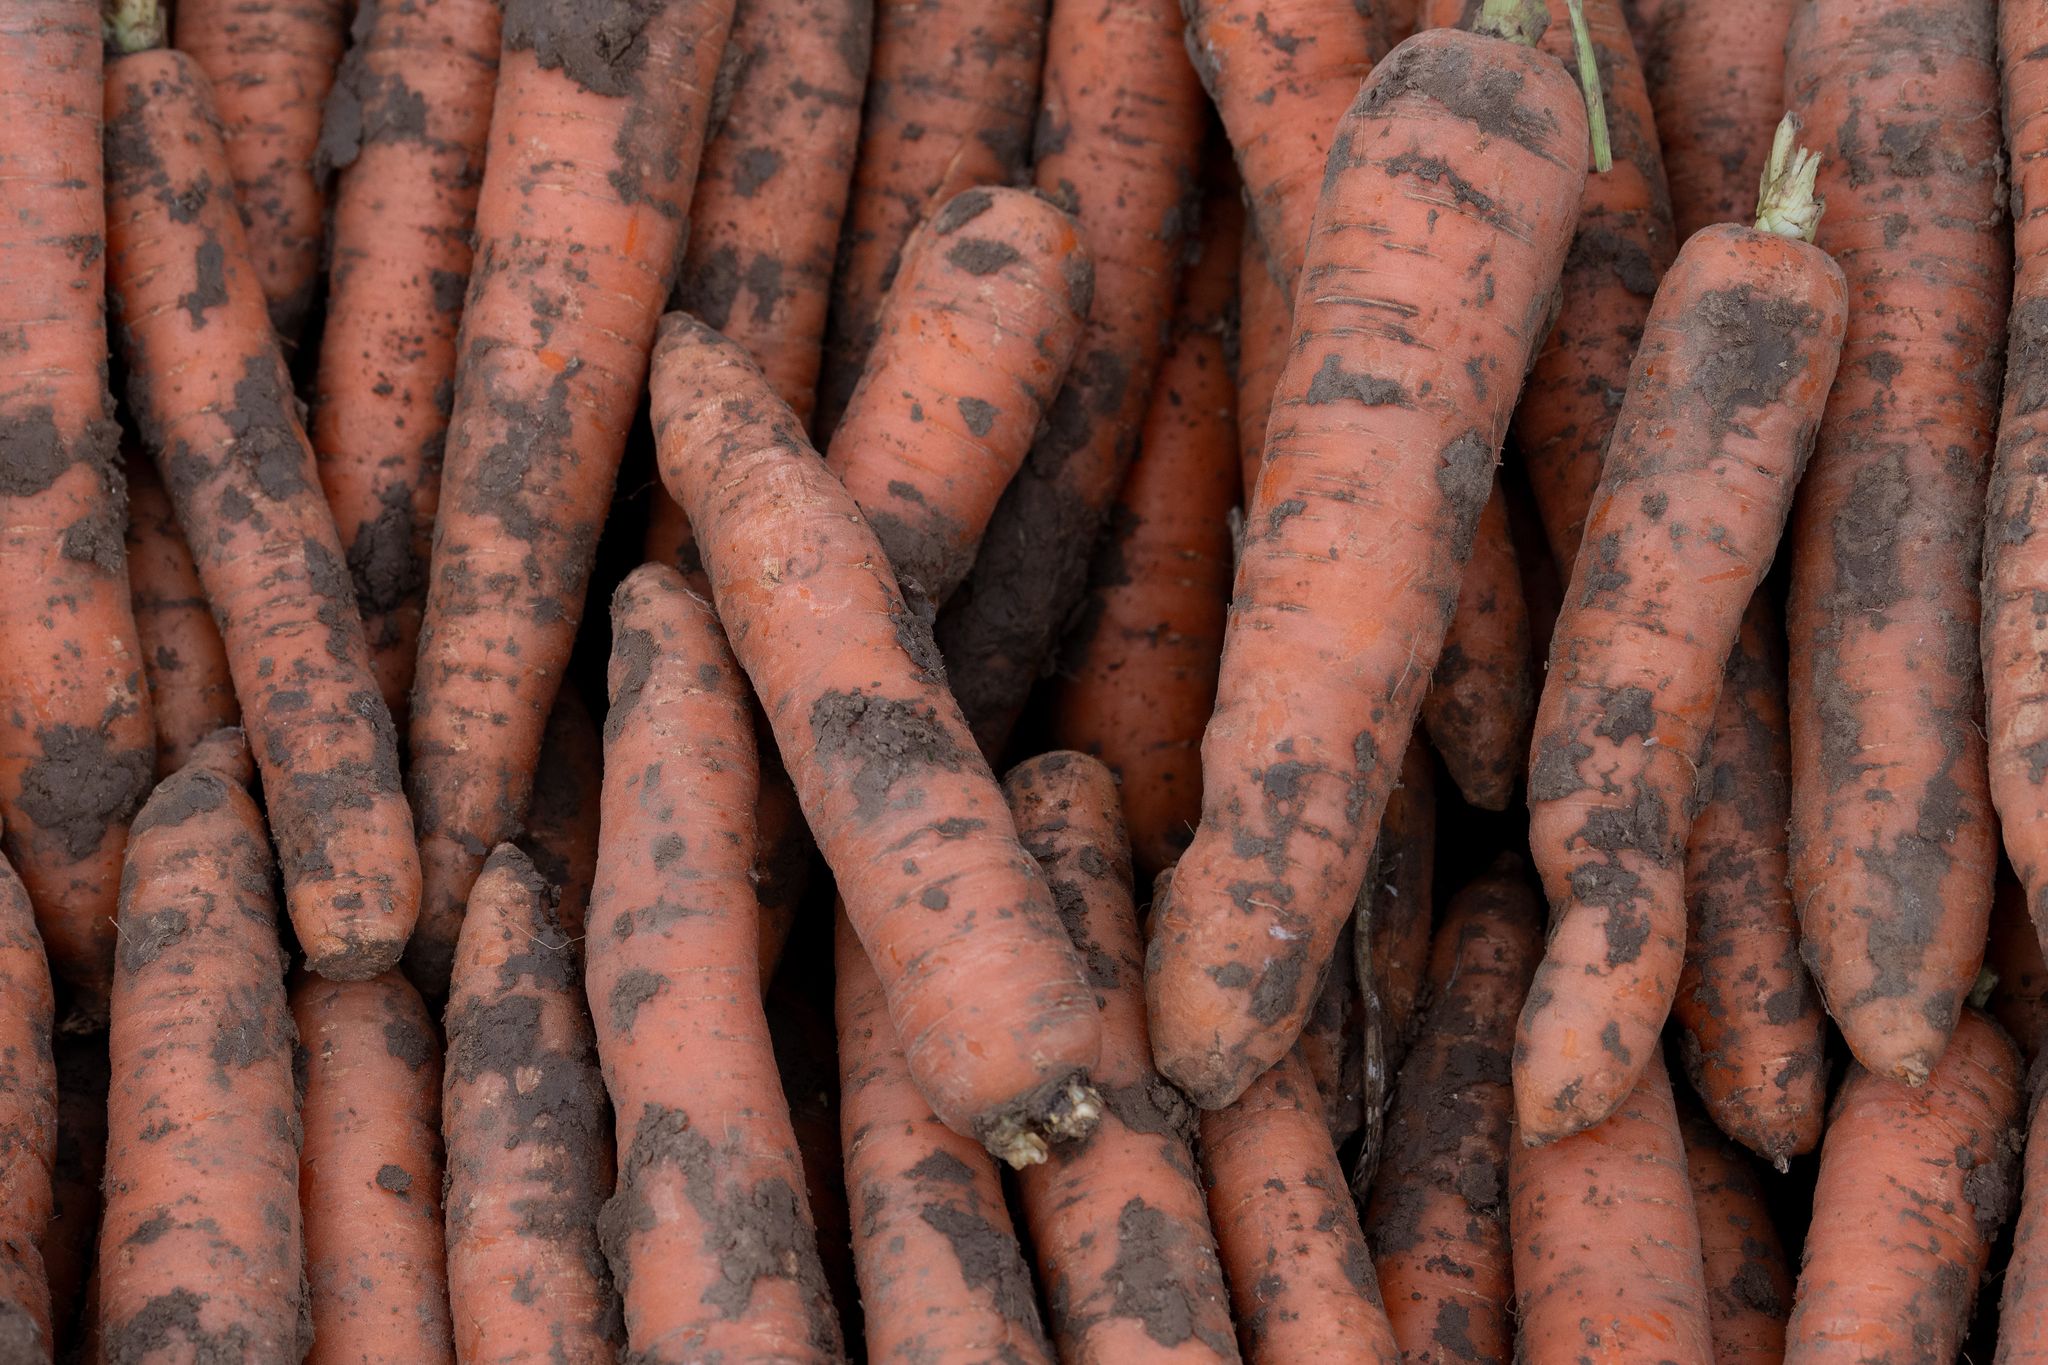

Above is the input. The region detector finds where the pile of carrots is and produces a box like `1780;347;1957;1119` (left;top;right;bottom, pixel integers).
11;0;2048;1358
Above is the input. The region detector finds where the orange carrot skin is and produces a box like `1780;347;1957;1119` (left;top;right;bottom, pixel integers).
1641;0;1798;241
1422;485;1534;812
516;687;602;939
1989;867;2048;1064
1785;1011;2021;1363
1006;754;1240;1364
586;565;843;1362
42;1036;107;1359
0;0;155;1029
0;840;56;1359
173;0;349;341
124;456;240;779
1786;0;2007;1086
2000;1082;2048;1359
405;0;735;999
310;0;503;728
1235;229;1287;503
1674;598;1827;1166
1679;1108;1791;1365
815;0;1046;434
1509;1053;1713;1365
294;971;454;1365
1365;865;1541;1365
836;910;1057;1364
443;845;617;1362
1051;188;1238;880
1147;31;1587;1110
100;734;307;1363
107;49;421;983
651;316;1102;1157
933;0;1208;755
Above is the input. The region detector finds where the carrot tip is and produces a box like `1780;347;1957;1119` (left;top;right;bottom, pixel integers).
979;1075;1103;1169
1754;113;1825;241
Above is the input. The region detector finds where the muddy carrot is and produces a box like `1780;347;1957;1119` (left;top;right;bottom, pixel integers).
309;0;502;726
0;835;55;1359
1422;486;1536;812
514;687;602;939
1235;229;1287;502
106;43;419;981
1787;0;2007;1085
1989;867;2048;1063
1998;1078;2048;1359
124;455;239;778
1144;12;1587;1109
1006;753;1240;1363
1679;1106;1792;1365
442;845;616;1361
1642;0;1799;240
42;1036;106;1359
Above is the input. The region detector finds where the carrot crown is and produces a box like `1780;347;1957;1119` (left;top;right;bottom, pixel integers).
1472;0;1548;45
1471;0;1611;174
1754;113;1826;243
104;0;164;53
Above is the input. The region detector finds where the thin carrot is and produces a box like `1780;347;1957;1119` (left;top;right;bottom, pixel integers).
124;454;239;779
1640;0;1799;241
651;315;1103;1164
404;0;736;998
1149;8;1587;1108
1786;0;2007;1085
1234;228;1287;503
0;833;56;1359
1679;1105;1792;1365
1421;485;1536;812
309;0;503;726
42;1036;107;1360
1988;867;2048;1064
1006;753;1240;1363
106;44;420;981
515;687;602;939
1998;1079;2048;1360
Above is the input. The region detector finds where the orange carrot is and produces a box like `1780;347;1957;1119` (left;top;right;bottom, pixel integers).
404;0;736;998
0;833;55;1359
1421;486;1535;812
124;454;239;779
1235;228;1287;503
515;687;602;938
1786;0;2007;1085
1989;867;2048;1064
1998;1078;2048;1358
651;316;1102;1163
1641;0;1798;241
1679;1106;1792;1365
309;0;503;726
42;1036;107;1360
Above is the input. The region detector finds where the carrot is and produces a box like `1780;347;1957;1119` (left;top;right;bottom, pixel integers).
1516;124;1847;1143
932;0;1208;755
1989;867;2048;1064
0;0;155;1029
1674;597;1828;1166
1364;860;1541;1365
1784;1010;2022;1362
1509;1052;1713;1364
1640;0;1798;241
172;0;348;341
0;834;56;1359
826;185;1093;603
1200;1048;1399;1362
1234;228;1287;503
1005;753;1240;1363
42;1036;107;1359
1385;0;1422;46
106;45;420;981
404;0;736;999
1145;13;1587;1109
1051;184;1239;880
309;0;503;727
442;844;617;1362
584;564;843;1361
836;907;1057;1363
1679;1106;1792;1365
1421;486;1536;811
98;730;307;1362
515;687;602;939
1998;1079;2048;1359
124;454;239;779
815;0;1046;434
294;970;453;1364
651;315;1103;1162
1786;0;2007;1086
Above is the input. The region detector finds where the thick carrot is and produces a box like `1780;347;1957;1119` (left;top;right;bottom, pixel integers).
442;844;617;1362
1784;1010;2021;1362
1786;0;2007;1085
826;185;1093;603
42;1036;107;1359
1235;228;1287;502
172;0;348;340
836;908;1057;1364
106;47;420;980
0;0;155;1029
1145;18;1586;1109
932;0;1208;754
1364;861;1541;1365
651;315;1102;1163
1674;597;1827;1165
1989;867;2048;1064
1510;1053;1712;1364
0;835;55;1359
124;455;239;778
1005;753;1240;1363
294;971;453;1364
585;565;843;1361
1421;486;1535;811
1051;186;1239;880
98;731;306;1362
1679;1106;1792;1365
1641;0;1798;241
516;687;602;939
309;0;503;726
815;0;1046;434
1999;1081;2048;1359
404;0;735;998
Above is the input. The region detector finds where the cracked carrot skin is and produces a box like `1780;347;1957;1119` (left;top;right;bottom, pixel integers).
826;185;1093;604
1784;1011;2022;1364
651;316;1102;1162
1679;1106;1792;1365
1786;0;2006;1086
0;832;56;1360
1640;0;1798;241
1006;754;1240;1365
125;455;239;779
1145;27;1587;1110
1422;485;1534;812
404;0;736;1000
106;49;420;982
585;565;843;1363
